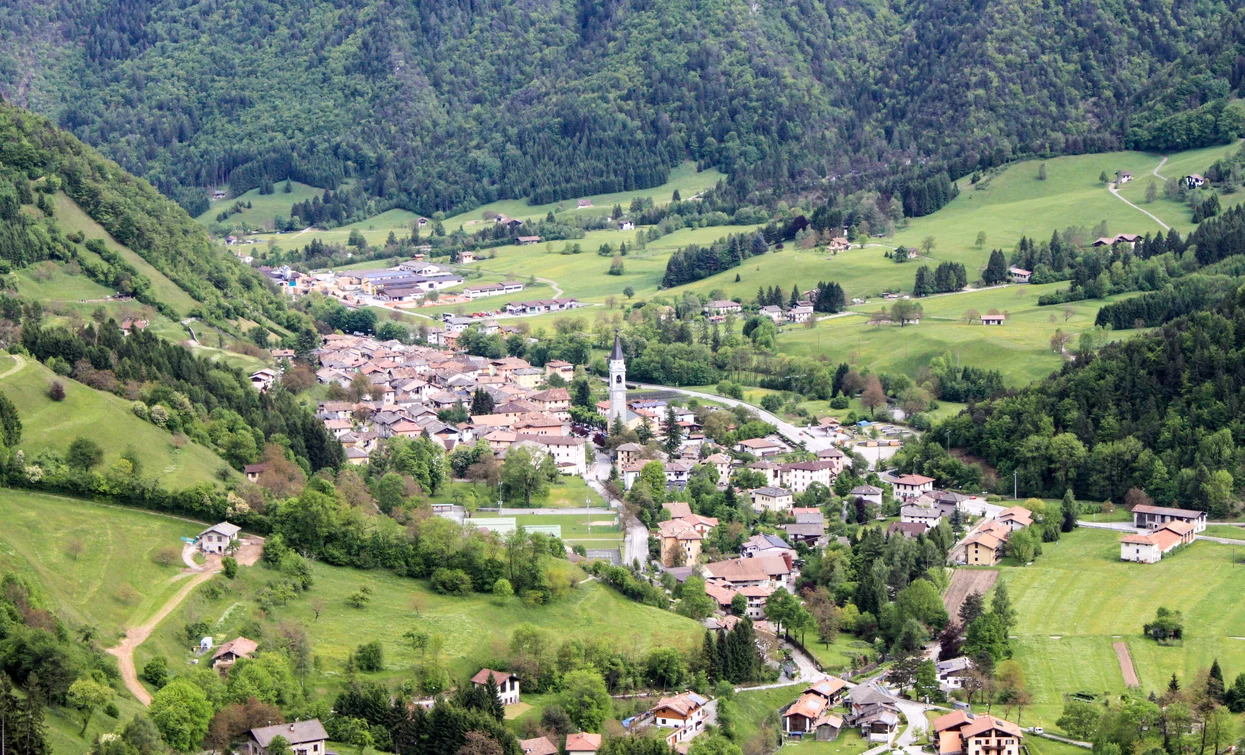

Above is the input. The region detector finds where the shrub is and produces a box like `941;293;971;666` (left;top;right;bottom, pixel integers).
153;546;181;567
142;656;169;688
430;568;473;595
47;380;66;401
222;556;238;579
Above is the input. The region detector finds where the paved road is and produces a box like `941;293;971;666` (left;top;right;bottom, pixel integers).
1108;181;1170;231
632;382;834;452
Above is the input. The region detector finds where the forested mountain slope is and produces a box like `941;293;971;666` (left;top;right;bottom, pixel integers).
0;99;305;330
2;0;1243;218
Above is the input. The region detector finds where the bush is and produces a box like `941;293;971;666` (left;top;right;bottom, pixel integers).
47;380;66;401
430;568;473;595
142;656;169;688
830;396;849;409
355;640;384;672
153;546;181;567
222;556;238;579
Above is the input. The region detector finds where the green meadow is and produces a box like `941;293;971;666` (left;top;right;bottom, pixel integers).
54;193;201;316
0;351;231;487
1001;528;1245;730
775;283;1140;386
138;549;704;693
195;179;328;230
1114;141;1245;234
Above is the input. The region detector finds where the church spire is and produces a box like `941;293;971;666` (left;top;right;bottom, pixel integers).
610;332;624;361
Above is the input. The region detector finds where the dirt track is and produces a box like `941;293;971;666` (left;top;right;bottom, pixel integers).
1113;641;1139;687
944;569;999;622
108;537;263;704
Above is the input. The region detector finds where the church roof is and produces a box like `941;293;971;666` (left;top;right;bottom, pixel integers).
610;333;625;361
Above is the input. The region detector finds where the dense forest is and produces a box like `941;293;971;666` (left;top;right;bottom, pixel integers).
0;100;300;330
3;0;1244;219
914;292;1245;515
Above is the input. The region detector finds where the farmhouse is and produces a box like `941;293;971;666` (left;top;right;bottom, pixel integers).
246;720;328;755
1007;267;1031;284
1132;504;1207;533
1118;171;1133;183
198;522;240;554
1120;520;1196;564
516;235;542;245
980;313;1005;325
213;636;259;672
1185;173;1206;188
250;369;277;392
650;691;709;729
782;680;848;739
471;668;521;705
787;306;814;323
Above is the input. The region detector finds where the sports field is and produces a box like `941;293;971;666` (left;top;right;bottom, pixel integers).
1001;527;1245;730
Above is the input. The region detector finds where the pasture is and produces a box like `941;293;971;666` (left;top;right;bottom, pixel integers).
1000;527;1245;730
137;552;704;691
195;179;327;230
775;283;1141;386
0;352;231;487
1114;141;1245;234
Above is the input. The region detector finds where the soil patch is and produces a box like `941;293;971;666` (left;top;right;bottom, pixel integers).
1113;641;1139;687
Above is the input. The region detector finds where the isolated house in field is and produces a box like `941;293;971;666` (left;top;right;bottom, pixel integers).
1118;171;1133;183
213;636;258;672
244;463;268;482
1185;173;1206;189
471;668;521;705
980;313;1005;326
1131;504;1207;533
246;720;329;755
198;522;240;554
1007;267;1031;284
577;199;594;208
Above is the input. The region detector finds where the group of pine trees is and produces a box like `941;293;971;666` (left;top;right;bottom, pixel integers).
699;619;763;684
813;281;847;313
661;232;767;288
913;262;968;296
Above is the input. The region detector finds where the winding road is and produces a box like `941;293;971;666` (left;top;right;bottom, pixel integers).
1106;155;1172;231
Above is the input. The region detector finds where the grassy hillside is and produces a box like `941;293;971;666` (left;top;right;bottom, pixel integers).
776;283;1140;386
196;179;327;229
138;540;704;694
51;192;201;315
1002;528;1245;730
0;352;231;487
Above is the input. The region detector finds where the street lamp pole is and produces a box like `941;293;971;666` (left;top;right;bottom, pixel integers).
1013;470;1018;501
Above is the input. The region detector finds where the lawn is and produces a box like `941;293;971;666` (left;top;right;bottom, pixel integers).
0;351;231;487
14;260;115;301
775;283;1142;386
1000;527;1245;730
805;633;874;675
53;193;201;316
780;728;869;755
732;684;803;744
0;489;203;638
1201;525;1245;541
138;555;705;694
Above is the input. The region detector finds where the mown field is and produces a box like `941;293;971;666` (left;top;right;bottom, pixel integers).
0;352;231;486
1000;527;1245;730
1114;141;1245;234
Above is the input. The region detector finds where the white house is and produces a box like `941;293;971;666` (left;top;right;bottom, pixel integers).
891;474;935;499
247;720;328;755
198;522;240;554
751;486;794;513
472;669;521;705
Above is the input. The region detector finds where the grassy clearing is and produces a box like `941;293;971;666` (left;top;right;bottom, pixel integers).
0;351;230;487
1202;525;1245;540
139;553;704;694
196;180;325;229
805;633;873;675
1001;527;1245;729
774;283;1140;386
14;261;115;301
0;489;201;638
1115;141;1245;234
53;193;200;316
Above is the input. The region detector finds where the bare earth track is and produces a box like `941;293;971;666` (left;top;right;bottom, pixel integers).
107;537;263;704
1114;641;1140;687
944;569;999;620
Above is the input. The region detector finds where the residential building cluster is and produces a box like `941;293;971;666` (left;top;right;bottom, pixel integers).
295;333;586;471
